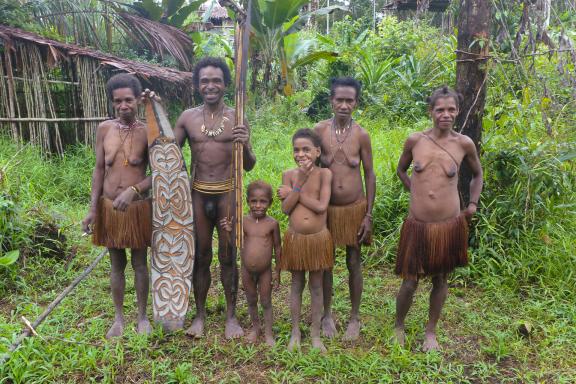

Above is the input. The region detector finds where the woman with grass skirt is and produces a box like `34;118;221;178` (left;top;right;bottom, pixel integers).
393;86;483;351
82;74;153;339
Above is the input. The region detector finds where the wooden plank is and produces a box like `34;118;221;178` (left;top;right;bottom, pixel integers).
145;97;195;331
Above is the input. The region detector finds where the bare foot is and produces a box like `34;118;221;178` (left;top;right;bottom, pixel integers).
106;319;124;339
264;333;275;347
246;326;260;343
393;327;406;347
137;318;152;335
288;329;301;351
343;319;360;341
423;332;440;352
311;337;327;353
321;315;337;338
225;317;244;339
185;317;204;338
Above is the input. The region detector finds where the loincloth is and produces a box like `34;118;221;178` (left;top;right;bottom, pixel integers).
192;178;234;194
328;198;371;246
395;215;468;280
93;197;152;249
279;228;334;271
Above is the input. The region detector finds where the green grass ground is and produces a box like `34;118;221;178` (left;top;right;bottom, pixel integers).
1;104;575;382
1;247;575;383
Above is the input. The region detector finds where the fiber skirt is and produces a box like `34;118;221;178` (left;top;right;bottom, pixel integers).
280;228;334;271
395;215;468;280
93;197;152;249
328;198;371;246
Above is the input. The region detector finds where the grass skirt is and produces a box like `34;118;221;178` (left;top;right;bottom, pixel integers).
395;215;468;280
328;198;371;246
93;197;152;249
280;228;334;271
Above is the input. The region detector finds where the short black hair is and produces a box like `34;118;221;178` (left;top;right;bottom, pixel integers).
330;77;362;100
247;180;273;203
192;57;232;91
106;73;142;100
292;128;321;148
427;86;463;110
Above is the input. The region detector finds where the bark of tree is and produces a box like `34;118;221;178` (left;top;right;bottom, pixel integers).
455;0;491;204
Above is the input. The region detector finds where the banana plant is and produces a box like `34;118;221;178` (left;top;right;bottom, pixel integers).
124;0;204;27
250;0;347;95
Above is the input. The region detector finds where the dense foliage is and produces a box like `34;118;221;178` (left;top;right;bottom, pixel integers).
1;1;575;382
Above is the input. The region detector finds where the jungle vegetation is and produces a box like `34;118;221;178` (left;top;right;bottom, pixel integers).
0;0;575;382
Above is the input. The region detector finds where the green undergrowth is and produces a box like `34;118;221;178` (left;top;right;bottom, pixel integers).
1;96;575;382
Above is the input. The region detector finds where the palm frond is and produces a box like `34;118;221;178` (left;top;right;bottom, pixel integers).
114;12;194;70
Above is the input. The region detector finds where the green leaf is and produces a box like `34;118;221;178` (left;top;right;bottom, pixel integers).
163;0;186;18
170;2;201;27
136;0;164;21
0;250;19;266
261;0;310;30
291;50;338;68
284;5;348;36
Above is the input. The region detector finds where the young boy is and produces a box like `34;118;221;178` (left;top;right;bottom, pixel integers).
277;129;333;352
221;181;281;346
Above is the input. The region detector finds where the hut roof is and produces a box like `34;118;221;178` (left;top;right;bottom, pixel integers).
382;0;450;12
200;1;231;20
0;24;193;87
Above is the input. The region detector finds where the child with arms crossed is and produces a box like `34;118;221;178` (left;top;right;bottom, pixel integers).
277;129;333;352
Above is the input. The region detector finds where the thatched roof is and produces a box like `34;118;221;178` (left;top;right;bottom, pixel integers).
383;0;450;12
200;1;231;21
0;24;193;87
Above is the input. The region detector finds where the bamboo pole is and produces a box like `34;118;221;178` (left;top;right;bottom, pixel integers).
0;248;108;366
1;75;79;85
232;0;252;250
0;117;109;122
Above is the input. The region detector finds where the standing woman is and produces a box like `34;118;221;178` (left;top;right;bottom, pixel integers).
82;74;152;338
394;86;483;351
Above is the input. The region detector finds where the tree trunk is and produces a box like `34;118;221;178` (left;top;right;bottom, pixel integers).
455;0;491;204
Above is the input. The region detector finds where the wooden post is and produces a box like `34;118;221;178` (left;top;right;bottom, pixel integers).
455;0;491;203
232;0;252;250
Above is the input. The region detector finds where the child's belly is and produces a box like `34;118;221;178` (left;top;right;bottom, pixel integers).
289;204;327;235
242;239;272;272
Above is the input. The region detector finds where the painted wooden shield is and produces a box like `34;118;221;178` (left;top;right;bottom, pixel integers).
146;98;194;331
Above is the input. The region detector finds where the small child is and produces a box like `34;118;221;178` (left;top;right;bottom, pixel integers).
221;180;281;346
277;128;333;352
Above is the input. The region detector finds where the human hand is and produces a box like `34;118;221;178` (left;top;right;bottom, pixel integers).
232;124;249;145
272;267;281;290
357;215;373;245
277;185;292;200
81;211;96;234
141;88;162;104
112;187;138;211
294;160;313;186
462;202;478;220
220;217;233;232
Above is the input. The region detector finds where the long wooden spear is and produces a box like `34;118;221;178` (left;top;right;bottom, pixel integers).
0;248;108;365
226;0;252;250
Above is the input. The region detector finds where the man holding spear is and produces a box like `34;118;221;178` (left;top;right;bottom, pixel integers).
174;55;255;339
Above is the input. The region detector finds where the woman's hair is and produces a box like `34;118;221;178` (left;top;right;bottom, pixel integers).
292;128;321;148
246;180;273;202
426;86;463;109
330;77;362;100
105;73;142;100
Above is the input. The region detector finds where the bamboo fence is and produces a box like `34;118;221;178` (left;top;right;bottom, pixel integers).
0;25;194;156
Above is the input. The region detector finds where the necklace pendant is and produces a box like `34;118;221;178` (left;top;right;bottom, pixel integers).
124;159;129;166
